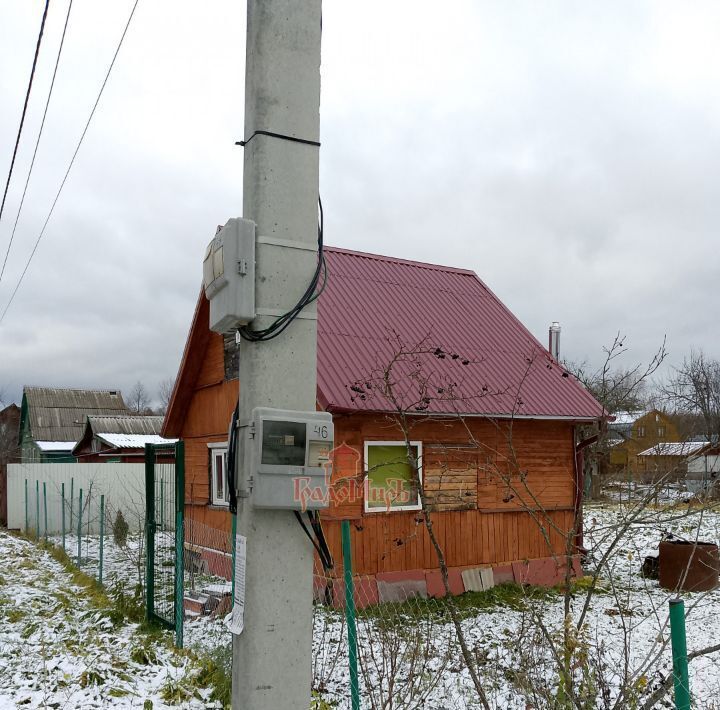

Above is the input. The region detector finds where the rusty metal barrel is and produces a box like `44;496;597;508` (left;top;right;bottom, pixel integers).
659;540;720;592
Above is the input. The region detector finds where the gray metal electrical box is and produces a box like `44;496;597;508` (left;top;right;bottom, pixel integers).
203;218;256;333
250;407;333;510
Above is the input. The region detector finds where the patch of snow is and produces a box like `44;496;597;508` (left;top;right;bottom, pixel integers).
98;433;178;449
35;441;76;452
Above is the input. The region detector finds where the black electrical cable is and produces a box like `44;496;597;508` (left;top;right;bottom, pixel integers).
294;510;333;572
227;402;239;515
0;0;51;232
237;197;328;342
0;0;141;325
0;0;74;287
308;510;334;570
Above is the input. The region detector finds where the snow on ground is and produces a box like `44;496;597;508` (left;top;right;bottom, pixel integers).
0;531;221;709
311;502;720;709
601;480;696;504
4;502;720;708
41;531;234;665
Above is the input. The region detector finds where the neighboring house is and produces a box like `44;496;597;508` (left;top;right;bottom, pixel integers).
687;444;720;494
163;247;605;595
637;441;710;482
608;409;680;472
0;403;21;526
72;415;177;463
19;387;129;462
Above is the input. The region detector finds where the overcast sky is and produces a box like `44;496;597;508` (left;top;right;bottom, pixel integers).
0;0;718;408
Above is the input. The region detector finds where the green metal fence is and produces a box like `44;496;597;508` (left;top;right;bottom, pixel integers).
144;441;185;647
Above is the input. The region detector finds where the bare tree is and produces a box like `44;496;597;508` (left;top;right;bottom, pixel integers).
565;335;667;497
156;378;175;415
126;380;152;415
565;333;666;416
662;349;720;442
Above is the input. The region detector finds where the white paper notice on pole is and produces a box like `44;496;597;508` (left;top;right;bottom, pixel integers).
224;534;246;635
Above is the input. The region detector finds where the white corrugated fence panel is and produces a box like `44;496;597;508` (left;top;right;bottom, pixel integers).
6;463;176;535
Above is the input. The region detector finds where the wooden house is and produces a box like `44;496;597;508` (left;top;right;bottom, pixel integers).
19;387;129;462
0;403;20;527
163;247;605;597
72;415;176;463
608;409;680;474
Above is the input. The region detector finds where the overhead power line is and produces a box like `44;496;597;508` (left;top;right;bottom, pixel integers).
0;0;52;230
0;0;141;326
0;0;75;287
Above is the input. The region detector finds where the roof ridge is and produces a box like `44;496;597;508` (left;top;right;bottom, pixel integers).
324;245;478;276
24;385;123;394
89;414;162;419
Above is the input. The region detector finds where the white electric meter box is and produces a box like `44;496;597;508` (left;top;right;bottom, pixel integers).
203;218;256;333
251;407;333;510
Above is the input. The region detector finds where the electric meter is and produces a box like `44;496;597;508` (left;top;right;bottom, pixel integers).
251;407;333;510
203;218;256;333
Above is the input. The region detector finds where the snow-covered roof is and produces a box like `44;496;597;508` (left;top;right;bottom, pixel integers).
97;433;178;449
638;441;709;457
35;441;76;452
609;411;644;426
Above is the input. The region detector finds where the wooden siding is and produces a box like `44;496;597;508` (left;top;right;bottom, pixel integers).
324;414;576;518
321;508;575;576
181;330;236;535
186;500;232;534
314;413;579;576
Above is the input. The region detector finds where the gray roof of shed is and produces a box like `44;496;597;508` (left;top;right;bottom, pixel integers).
23;386;128;442
86;415;164;436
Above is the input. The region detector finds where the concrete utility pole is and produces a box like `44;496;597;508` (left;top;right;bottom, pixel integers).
232;2;322;709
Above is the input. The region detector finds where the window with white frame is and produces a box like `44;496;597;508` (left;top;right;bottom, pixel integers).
209;442;229;506
364;441;422;512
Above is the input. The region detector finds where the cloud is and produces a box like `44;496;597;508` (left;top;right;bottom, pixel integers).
0;0;719;406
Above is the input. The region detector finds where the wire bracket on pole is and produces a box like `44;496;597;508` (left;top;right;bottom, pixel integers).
235;130;320;148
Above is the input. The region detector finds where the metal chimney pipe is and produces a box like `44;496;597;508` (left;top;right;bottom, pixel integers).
549;321;561;360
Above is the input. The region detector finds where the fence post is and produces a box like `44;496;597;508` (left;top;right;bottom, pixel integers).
145;444;156;622
160;478;165;533
85;489;91;561
24;479;28;533
670;598;691;710
77;488;83;566
99;494;105;585
69;477;74;536
174;440;185;648
35;480;39;538
43;482;48;541
341;520;360;710
61;482;66;550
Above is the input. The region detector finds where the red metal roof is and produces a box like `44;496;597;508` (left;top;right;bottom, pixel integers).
317;247;605;420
